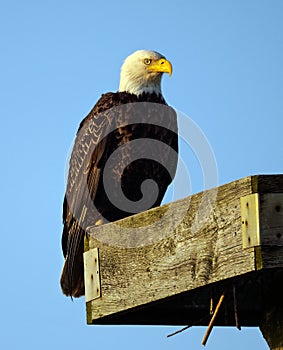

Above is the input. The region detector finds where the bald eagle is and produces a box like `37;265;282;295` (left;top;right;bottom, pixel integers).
61;50;178;297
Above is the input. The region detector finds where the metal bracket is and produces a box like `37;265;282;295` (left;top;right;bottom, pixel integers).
241;193;283;249
83;248;101;302
240;193;260;248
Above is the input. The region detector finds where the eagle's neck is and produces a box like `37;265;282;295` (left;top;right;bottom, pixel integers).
118;71;162;96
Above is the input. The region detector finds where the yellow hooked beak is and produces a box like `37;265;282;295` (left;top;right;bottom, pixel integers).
147;58;173;76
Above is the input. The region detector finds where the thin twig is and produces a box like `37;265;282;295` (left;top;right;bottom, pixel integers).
167;325;191;338
167;314;210;338
210;295;214;315
233;284;241;330
201;291;226;346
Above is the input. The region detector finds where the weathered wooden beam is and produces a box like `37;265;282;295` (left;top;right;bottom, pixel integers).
84;174;283;343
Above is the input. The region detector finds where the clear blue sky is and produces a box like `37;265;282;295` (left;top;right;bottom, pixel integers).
1;0;282;349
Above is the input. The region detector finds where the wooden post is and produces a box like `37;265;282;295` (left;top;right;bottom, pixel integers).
259;270;283;350
83;175;283;348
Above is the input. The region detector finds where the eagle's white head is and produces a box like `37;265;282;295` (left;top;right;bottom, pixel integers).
118;50;172;96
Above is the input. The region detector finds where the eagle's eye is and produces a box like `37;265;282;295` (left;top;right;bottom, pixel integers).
144;58;152;65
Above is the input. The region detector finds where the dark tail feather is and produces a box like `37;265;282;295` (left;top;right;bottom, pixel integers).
61;216;85;298
60;252;85;298
60;209;103;298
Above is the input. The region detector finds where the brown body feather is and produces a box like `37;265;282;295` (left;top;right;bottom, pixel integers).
60;91;178;297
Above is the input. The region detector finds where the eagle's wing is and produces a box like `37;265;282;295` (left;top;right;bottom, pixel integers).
60;93;178;297
61;93;117;297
